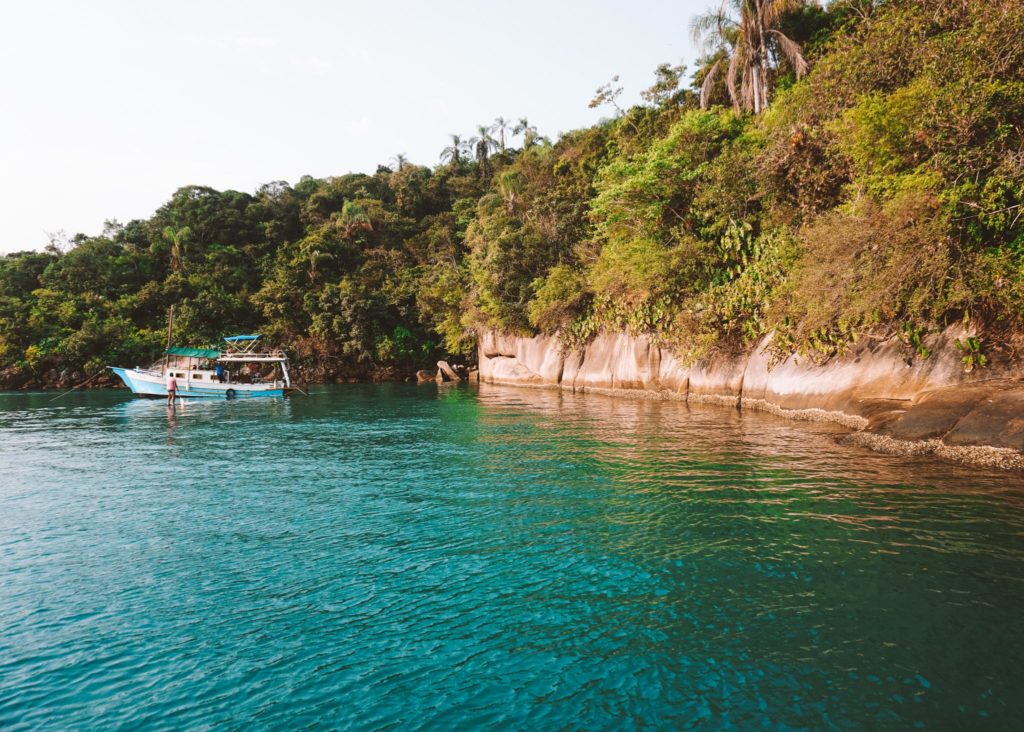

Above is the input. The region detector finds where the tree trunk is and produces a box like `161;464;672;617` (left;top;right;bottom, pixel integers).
752;65;762;115
759;40;769;112
166;303;175;350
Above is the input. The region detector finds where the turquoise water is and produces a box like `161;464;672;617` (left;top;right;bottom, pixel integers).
1;384;1022;730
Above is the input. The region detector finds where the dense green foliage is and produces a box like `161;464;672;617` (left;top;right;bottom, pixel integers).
470;0;1024;364
1;0;1021;387
0;167;492;386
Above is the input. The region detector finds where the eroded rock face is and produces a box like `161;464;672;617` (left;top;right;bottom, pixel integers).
478;328;1024;469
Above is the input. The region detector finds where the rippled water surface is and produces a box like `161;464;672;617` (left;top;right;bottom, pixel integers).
1;384;1023;730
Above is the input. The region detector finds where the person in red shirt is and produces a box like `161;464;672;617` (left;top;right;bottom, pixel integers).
166;374;178;405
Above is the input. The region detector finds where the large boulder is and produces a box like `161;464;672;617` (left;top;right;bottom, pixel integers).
436;361;461;382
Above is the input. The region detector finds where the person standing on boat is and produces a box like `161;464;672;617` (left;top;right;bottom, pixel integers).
166;373;178;405
215;363;225;383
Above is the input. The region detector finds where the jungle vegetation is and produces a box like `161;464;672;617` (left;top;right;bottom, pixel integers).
1;0;1022;387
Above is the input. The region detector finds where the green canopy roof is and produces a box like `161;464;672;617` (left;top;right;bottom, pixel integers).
166;346;222;359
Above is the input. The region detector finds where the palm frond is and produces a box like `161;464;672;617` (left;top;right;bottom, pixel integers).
700;58;724;109
768;28;808;78
726;43;743;113
690;5;737;50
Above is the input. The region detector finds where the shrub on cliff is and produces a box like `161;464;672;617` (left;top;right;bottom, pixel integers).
771;190;962;358
527;265;588;334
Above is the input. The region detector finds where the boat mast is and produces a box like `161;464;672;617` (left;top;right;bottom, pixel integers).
162;226;187;376
164;303;175;374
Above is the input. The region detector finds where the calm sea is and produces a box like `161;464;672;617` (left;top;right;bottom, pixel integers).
1;383;1022;730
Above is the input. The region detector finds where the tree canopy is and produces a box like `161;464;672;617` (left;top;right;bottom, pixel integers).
1;0;1021;388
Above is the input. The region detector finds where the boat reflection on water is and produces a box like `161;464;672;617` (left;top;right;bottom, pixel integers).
111;387;294;452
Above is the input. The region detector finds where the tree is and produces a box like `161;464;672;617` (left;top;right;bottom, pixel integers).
514;117;540;148
297;237;333;284
44;230;71;255
640;62;687;106
492;116;511;153
589;75;639;133
468;125;498;178
390;153;410;171
162;226;191;274
497;170;524;215
691;0;808;114
440;134;467;165
589;75;627;116
335;200;373;242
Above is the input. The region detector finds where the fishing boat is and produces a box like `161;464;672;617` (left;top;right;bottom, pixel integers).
109;335;294;399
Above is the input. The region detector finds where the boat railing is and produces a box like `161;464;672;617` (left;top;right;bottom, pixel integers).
218;351;288;362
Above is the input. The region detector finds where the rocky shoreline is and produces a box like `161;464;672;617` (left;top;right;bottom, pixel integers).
10;332;1023;470
0;367;120;392
478;329;1024;471
0;364;425;392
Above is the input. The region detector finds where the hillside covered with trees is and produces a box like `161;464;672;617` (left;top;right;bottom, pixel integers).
1;0;1022;388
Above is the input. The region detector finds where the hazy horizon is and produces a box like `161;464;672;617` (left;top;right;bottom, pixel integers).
0;0;703;253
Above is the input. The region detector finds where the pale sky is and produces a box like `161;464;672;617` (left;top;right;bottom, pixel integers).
0;0;704;253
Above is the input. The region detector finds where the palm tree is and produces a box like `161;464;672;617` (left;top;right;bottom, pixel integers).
162;225;190;274
308;250;320;282
498;170;524;215
514;117;539;148
161;225;190;350
390;153;409;171
335;200;373;242
468;125;498;178
690;0;808;114
492;116;511;153
301;243;331;283
440;134;466;165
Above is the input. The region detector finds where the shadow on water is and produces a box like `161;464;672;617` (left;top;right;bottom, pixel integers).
0;383;1022;730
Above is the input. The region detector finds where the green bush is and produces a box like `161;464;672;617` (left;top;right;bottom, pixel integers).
769;189;961;358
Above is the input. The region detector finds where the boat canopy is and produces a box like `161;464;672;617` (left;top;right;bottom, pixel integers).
224;334;260;342
166;346;222;359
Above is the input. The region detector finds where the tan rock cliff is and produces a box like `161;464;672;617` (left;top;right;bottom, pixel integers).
478;329;1024;469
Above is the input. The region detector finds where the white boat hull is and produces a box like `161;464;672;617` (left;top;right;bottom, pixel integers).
109;367;287;399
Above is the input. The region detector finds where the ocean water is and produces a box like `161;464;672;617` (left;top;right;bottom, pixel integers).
1;383;1022;730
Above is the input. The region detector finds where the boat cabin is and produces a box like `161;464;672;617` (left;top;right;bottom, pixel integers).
164;336;291;388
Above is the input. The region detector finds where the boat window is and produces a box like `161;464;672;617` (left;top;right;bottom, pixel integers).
193;374;203;379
